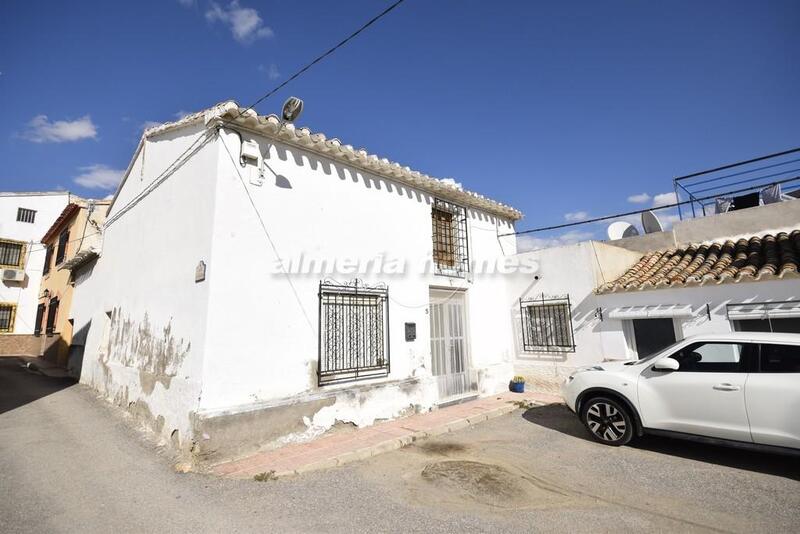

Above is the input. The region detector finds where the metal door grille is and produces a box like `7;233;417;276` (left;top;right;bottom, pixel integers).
318;280;390;386
520;295;576;352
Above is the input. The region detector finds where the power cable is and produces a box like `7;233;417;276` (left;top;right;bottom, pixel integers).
232;0;407;120
218;128;317;334
500;174;800;237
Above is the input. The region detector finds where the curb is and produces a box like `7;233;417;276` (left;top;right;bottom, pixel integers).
244;399;548;480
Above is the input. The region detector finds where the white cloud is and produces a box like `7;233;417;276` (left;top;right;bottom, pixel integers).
73;164;124;190
652;192;678;208
141;120;162;131
206;1;274;44
22;115;97;143
564;211;588;222
258;63;280;80
627;193;651;204
517;230;595;252
174;110;191;120
438;177;463;190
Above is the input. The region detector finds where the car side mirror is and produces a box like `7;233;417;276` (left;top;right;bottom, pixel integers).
653;357;680;372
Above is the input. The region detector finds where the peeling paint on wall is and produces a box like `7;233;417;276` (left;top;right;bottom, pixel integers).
103;308;191;395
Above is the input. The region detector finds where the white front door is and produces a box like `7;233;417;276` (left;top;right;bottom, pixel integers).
637;341;755;442
429;290;475;403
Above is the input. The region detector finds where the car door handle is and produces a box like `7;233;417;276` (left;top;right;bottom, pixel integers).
713;383;740;391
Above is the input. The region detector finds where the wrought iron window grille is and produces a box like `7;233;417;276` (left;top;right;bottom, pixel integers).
16;207;36;224
520;295;576;353
431;198;469;277
0;303;17;333
0;239;25;268
318;279;390;386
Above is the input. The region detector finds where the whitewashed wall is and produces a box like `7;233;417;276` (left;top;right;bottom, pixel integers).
73;123;218;446
510;239;800;388
0;192;70;333
197;127;518;419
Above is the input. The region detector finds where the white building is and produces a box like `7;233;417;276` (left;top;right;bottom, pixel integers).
70;101;528;461
0;192;71;340
510;200;800;391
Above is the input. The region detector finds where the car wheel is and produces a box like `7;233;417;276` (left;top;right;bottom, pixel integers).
580;396;634;446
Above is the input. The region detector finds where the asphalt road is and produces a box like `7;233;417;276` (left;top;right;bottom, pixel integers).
1;356;798;533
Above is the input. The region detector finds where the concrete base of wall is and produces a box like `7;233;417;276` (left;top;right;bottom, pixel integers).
191;376;434;465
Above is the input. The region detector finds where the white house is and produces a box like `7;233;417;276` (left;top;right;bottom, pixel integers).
70;101;529;461
0;192;71;346
509;200;800;390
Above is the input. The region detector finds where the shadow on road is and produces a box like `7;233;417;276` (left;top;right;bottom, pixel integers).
0;357;77;415
522;403;800;481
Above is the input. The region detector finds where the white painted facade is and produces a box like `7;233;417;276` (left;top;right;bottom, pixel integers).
510;203;800;390
0;192;71;334
70;104;524;454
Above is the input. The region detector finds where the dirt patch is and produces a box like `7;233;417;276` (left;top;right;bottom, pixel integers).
420;460;571;510
415;442;467;456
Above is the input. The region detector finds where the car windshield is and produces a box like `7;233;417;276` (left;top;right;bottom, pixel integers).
635;339;684;363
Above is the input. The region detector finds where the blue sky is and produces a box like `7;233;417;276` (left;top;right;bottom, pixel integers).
1;1;798;246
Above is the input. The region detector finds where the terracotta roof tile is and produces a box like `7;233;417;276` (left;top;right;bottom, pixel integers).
596;229;800;294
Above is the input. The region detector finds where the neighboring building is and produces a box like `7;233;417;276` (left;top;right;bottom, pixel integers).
0;192;71;354
509;200;800;391
69;101;523;461
37;198;110;372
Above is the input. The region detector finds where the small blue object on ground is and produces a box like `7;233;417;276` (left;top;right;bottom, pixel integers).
510;381;525;393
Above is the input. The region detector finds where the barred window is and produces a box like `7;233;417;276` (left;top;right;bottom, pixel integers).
0;303;16;333
16;207;36;224
318;280;390;386
520;296;575;352
55;229;69;265
432;198;469;277
0;240;24;268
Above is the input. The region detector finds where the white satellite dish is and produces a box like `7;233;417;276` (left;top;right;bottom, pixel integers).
281;96;304;122
642;210;664;234
607;221;639;240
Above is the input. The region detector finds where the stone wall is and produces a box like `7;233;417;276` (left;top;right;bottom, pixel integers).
0;334;42;356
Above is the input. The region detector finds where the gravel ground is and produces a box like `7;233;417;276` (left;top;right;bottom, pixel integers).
1;357;798;533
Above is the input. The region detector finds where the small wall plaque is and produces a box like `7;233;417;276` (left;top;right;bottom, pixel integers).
195;261;206;283
405;322;416;342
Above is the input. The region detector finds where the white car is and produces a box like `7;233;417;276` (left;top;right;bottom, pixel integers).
561;332;800;452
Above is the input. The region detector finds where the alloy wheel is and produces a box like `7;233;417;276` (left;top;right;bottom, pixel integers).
586;401;627;442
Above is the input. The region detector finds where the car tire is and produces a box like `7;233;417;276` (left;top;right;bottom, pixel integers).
580;396;634;446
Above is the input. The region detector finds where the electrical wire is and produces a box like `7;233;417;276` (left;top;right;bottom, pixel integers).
501;174;800;237
231;0;407;121
218;127;317;334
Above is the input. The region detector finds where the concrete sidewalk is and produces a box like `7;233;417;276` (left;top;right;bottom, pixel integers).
211;390;562;479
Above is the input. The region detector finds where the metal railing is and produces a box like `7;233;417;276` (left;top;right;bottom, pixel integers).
673;147;800;220
432;198;470;277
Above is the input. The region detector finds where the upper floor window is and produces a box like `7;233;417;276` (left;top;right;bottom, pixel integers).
0;303;16;333
55;229;69;265
0;240;25;268
16;207;36;224
431;198;469;277
43;245;53;276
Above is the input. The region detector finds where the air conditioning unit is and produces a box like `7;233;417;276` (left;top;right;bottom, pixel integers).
2;269;25;282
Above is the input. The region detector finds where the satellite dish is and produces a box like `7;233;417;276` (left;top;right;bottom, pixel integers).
282;96;304;122
642;210;664;234
607;221;639;240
